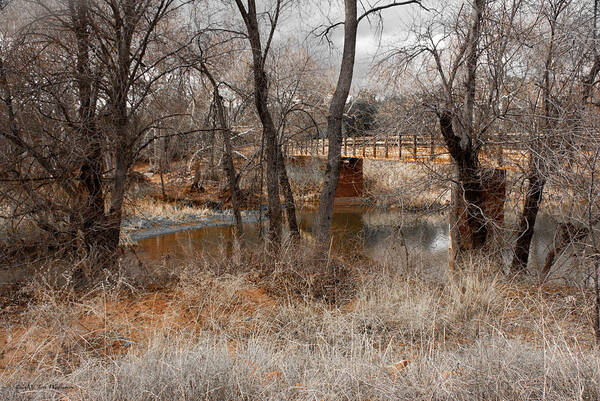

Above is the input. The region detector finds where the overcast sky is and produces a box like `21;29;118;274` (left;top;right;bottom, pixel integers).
274;0;426;92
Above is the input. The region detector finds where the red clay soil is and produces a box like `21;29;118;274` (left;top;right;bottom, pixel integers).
0;284;279;379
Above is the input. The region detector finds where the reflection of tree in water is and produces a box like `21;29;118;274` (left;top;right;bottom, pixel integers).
363;218;449;252
298;209;364;252
331;212;364;251
138;224;262;261
139;208;558;269
299;208;450;254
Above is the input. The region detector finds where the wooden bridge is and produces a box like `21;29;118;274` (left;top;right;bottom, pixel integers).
284;136;527;169
286;136;446;161
284;136;513;216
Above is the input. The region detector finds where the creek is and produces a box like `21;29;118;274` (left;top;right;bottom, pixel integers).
136;207;557;270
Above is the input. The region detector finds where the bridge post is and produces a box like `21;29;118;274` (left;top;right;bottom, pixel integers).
413;135;417;157
343;137;348;156
372;136;377;158
385;135;389;159
430;132;435;160
398;133;402;159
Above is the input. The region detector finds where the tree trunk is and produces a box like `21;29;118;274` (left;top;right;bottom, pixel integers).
441;0;488;264
201;64;244;235
191;158;203;190
277;146;299;239
107;140;128;253
71;0;110;253
462;0;485;140
103;0;138;261
595;257;600;344
235;0;282;249
316;0;358;245
512;155;545;272
439;112;488;253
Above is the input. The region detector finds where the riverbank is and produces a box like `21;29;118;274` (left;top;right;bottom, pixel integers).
1;244;598;400
122;208;266;242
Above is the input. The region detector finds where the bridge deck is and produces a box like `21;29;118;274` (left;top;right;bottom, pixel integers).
285;137;527;170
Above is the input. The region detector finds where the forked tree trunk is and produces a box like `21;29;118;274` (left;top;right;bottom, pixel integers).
71;0;110;254
201;64;244;235
235;0;282;249
512;155;545;272
316;0;358;245
440;112;488;254
442;0;489;266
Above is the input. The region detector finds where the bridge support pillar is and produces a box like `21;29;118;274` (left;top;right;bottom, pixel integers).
334;158;363;206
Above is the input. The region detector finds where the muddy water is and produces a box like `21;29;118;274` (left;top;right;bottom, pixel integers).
137;207;557;269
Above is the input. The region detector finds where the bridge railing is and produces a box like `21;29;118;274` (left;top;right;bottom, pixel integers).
284;132;556;159
283;132;599;172
285;134;454;160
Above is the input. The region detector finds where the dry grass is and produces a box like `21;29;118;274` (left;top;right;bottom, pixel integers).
123;195;212;221
63;336;600;400
285;158;325;205
363;160;450;210
284;157;453;210
1;244;598;400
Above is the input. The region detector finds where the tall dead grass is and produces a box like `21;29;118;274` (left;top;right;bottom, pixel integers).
363;160;451;210
1;245;599;400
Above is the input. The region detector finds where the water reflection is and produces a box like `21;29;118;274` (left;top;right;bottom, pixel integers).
136;207;451;262
137;207;556;269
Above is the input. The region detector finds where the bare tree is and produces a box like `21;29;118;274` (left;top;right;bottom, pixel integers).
315;0;358;245
512;0;600;273
270;44;329;239
199;62;245;235
0;0;192;273
315;0;423;245
234;0;284;249
381;0;535;268
511;0;568;272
